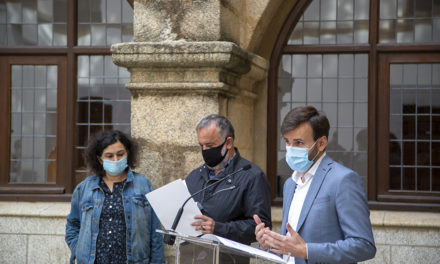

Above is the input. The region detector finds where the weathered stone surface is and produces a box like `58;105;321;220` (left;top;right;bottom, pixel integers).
0;201;70;217
391;246;440;264
111;41;253;75
373;226;440;247
28;235;70;264
0;216;66;235
0;234;27;264
134;0;234;42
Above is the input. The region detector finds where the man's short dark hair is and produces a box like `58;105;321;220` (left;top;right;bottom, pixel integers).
281;106;330;141
196;114;235;140
84;130;138;177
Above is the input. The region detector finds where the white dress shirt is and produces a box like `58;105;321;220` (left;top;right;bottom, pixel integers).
284;153;326;263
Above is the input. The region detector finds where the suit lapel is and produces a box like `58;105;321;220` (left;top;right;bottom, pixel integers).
282;178;296;234
296;155;333;232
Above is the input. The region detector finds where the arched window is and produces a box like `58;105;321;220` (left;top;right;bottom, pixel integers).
268;0;440;211
0;0;134;200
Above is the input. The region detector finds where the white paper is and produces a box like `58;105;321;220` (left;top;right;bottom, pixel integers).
146;179;202;237
201;234;287;263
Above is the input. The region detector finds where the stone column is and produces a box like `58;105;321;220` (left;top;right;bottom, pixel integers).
111;41;267;188
111;1;268;262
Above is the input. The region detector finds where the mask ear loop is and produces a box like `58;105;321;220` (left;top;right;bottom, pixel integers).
308;138;321;161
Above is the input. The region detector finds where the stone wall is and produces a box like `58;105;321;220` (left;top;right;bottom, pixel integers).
1;202;439;264
0;202;70;264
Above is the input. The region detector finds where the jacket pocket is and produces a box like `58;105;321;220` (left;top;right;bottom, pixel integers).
133;195;150;207
213;185;236;196
80;201;94;212
313;196;330;205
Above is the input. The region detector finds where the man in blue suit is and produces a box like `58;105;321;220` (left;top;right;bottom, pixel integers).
254;106;376;264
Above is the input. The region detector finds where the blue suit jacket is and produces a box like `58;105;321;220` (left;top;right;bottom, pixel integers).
281;155;376;264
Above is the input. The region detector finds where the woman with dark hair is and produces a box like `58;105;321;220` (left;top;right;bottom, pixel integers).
65;130;165;264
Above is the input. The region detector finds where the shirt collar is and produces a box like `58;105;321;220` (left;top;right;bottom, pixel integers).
292;152;326;184
208;153;236;179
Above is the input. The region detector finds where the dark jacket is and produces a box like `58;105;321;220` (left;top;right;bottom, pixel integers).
185;148;272;245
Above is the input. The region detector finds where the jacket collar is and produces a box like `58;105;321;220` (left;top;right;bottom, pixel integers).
90;168;134;190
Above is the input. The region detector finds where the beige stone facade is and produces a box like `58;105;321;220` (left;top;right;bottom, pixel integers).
1;202;439;264
1;1;439;264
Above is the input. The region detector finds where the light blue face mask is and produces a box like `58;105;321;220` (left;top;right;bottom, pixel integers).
102;156;128;176
285;140;319;173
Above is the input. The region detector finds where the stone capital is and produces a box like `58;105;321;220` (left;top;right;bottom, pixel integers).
111;41;268;98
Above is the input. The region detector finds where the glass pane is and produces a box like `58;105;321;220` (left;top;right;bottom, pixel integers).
355;0;369;19
354;21;369;43
92;0;106;23
389;139;402;165
78;24;91;45
308;55;322;77
91;24;106;46
122;0;133;23
415;0;432;17
433;142;440;165
389;167;401;189
279;79;292;102
417;142;429;165
323;79;338;102
339;54;354;77
354;78;368;101
37;0;53;23
9;64;58;183
403;167;415;190
403;141;415;165
304;22;319;44
75;55;131;186
415;20;432;42
121;24;133;42
38;23;53;46
320;22;337;44
78;0;91;23
337;21;354;44
292;55;306;77
307;78;322;101
380;0;439;43
398;0;414;18
35;113;46;135
390;115;402;139
338;0;354;20
53;24;67;46
2;0;66;46
402;115;415;138
53;0;67;22
396;19;414;42
323;55;338;77
77;0;133;46
292;78;306;101
107;0;121;23
417;168;430;191
389;63;440;193
106;25;121;45
381;0;397;19
339;79;354;102
23;1;37;23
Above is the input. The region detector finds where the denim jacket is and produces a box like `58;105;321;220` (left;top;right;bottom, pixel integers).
65;169;165;264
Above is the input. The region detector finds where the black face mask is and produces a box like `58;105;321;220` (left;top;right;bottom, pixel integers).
202;139;228;167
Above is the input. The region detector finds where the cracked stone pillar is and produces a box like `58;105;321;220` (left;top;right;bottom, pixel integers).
111;0;267;191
